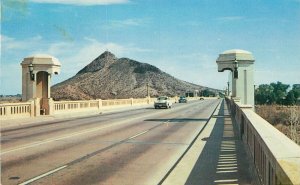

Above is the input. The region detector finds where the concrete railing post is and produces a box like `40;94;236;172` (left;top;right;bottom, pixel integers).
147;96;151;104
29;100;34;117
6;106;11;117
238;104;253;140
48;98;54;115
131;98;134;106
98;99;102;111
33;98;40;116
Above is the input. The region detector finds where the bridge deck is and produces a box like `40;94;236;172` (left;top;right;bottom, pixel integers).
163;100;257;185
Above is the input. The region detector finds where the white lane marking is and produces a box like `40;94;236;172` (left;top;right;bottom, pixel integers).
18;165;67;185
17;128;152;184
128;130;149;139
1;119;134;155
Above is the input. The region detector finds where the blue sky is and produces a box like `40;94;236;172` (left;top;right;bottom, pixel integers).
1;0;300;94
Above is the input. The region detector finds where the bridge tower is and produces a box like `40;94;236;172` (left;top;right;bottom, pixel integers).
21;54;61;115
216;49;255;107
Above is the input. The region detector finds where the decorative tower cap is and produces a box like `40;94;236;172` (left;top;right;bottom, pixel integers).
217;49;255;62
21;54;61;66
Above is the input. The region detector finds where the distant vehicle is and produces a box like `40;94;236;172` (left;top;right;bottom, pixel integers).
154;96;172;109
200;97;204;100
178;96;187;103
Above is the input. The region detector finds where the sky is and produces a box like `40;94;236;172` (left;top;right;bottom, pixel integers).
1;0;300;95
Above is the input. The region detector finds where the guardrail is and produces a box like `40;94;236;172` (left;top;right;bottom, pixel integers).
226;97;300;185
0;96;215;120
53;98;156;115
0;101;34;118
53;99;101;114
0;97;156;119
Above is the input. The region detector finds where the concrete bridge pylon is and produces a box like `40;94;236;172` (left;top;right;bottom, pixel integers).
21;54;61;115
216;49;255;107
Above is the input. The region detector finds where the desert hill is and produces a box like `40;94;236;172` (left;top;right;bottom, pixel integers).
51;51;214;100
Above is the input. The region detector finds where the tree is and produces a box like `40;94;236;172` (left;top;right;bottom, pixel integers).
255;82;299;105
285;91;296;105
270;81;289;104
255;84;276;104
202;89;215;97
292;84;300;103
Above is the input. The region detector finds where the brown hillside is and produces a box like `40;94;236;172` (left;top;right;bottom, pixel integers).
51;51;212;100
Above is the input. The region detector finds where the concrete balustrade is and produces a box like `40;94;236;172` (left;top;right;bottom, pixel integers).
0;101;34;119
226;98;300;185
0;97;154;119
0;96;211;120
53;100;100;115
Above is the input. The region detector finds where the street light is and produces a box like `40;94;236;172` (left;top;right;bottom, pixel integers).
28;63;35;81
233;58;238;79
227;81;230;96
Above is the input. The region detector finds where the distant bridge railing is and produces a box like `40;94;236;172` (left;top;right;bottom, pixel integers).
53;97;156;115
226;97;300;185
0;96;210;120
0;98;154;119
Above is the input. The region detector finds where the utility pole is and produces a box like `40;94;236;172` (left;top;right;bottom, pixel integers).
147;82;150;97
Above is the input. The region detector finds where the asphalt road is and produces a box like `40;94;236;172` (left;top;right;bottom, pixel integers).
1;99;221;185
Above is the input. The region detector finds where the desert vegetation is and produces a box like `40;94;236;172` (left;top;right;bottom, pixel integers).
255;82;300;145
255;105;300;145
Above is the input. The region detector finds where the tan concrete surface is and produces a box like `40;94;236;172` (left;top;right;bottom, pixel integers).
162;100;255;185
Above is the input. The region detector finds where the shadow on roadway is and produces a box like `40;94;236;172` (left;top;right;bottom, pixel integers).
144;118;208;123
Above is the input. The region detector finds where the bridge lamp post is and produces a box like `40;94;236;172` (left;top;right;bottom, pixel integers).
233;58;238;79
227;81;230;96
28;63;35;81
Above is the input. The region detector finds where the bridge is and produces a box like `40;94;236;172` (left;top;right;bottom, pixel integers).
1;50;300;185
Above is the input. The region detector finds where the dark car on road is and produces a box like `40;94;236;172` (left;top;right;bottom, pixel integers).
178;96;187;103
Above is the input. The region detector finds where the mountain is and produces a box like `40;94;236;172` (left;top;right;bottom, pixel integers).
51;51;214;100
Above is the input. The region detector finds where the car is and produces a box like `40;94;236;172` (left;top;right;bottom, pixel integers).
154;96;172;109
178;96;187;103
200;97;204;100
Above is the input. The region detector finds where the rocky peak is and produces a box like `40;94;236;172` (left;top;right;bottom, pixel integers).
98;51;116;60
77;51;117;75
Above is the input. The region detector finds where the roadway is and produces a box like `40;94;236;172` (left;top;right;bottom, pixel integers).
1;99;221;185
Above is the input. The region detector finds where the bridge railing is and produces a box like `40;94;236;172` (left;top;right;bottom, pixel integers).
53;99;101;114
226;97;300;185
0;97;156;119
0;96;212;120
0;101;34;119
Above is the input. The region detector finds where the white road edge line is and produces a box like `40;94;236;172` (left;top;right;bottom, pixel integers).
128;120;170;140
18;165;67;185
